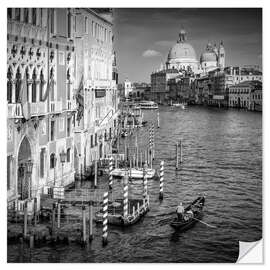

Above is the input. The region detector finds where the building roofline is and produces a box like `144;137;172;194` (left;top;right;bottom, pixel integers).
82;8;113;26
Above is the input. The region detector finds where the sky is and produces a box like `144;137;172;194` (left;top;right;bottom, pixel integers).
113;8;262;83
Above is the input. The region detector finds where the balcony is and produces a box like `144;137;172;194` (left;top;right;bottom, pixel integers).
49;101;62;114
66;99;77;111
7;103;23;118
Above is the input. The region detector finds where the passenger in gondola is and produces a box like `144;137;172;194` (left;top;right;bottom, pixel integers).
176;202;185;221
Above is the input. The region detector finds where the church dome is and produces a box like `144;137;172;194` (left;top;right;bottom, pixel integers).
168;43;197;61
167;29;197;61
200;43;217;63
200;51;217;62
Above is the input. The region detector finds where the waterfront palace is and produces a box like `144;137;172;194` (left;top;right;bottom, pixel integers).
150;29;262;108
7;8;119;209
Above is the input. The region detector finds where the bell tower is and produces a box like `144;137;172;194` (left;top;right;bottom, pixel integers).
218;41;225;69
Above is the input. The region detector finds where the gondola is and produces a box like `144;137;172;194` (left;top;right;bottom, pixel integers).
170;196;205;231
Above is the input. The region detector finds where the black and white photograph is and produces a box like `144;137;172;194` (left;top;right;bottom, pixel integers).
4;2;265;264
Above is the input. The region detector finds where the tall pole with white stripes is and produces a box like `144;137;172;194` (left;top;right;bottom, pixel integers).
123;171;129;219
102;192;109;246
109;157;113;190
143;164;148;203
159;161;164;200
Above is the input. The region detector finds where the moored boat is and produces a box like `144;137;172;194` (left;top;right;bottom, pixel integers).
138;101;158;110
111;167;156;179
170;196;205;231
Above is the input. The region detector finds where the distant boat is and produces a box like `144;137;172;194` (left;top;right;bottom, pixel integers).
111;167;156;179
138;101;158;110
171;103;187;109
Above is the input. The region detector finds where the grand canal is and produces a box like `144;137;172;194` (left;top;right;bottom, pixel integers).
7;106;262;263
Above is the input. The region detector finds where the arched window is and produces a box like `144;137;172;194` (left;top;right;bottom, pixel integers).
50;153;56;169
32;69;37;103
66;148;71;162
40;70;45;101
67;69;71;100
50;68;55;101
15;68;21;103
7;67;13;103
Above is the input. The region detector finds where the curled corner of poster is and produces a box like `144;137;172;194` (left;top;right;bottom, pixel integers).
237;239;263;263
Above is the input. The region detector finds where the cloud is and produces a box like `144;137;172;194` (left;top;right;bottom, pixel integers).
142;49;161;57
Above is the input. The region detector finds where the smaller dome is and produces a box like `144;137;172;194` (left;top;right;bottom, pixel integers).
200;52;217;62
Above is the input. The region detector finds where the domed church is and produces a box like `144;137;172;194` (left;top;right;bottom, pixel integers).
166;29;199;73
200;41;225;73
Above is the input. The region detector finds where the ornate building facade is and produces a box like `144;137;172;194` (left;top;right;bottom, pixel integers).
72;8;119;177
7;8;119;208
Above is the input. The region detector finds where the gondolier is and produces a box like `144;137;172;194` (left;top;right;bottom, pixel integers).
176;202;185;221
170;196;206;232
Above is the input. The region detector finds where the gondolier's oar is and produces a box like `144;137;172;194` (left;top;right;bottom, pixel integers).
192;217;217;228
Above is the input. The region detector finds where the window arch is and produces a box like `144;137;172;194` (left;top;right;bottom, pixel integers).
32;68;37;103
67;69;71;100
40;69;45;101
15;67;21;103
7;66;13;103
50;153;56;169
50;68;55;101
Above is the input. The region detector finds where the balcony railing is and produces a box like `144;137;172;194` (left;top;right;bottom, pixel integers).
66;99;76;111
50;101;62;114
7;103;23;118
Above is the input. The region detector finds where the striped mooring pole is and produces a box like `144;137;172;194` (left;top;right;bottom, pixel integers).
152;123;155;159
180;139;183;163
109;157;113;190
143;164;148;202
176;141;179;170
159;160;164;200
94;159;98;188
123;172;129;218
102;192;109;246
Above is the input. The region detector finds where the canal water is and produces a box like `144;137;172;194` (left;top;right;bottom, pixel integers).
7;106;262;263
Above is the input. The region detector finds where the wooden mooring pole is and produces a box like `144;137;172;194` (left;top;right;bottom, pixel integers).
109;157;113;190
23;201;28;238
34;197;37;226
157;111;160;128
94;160;98;188
176;142;179;170
89;202;93;241
159;161;164;200
51;203;56;241
143;164;148;202
102;192;109;246
123;172;129;218
82;205;87;244
180;139;183;163
57;201;61;229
